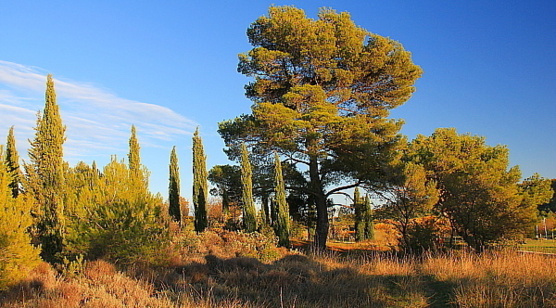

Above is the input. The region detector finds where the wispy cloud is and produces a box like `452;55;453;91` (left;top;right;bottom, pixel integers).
0;60;196;162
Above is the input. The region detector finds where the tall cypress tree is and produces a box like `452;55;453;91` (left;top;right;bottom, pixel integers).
240;143;257;232
126;125;150;203
192;128;208;232
168;146;181;224
128;125;140;175
5;126;21;198
354;187;365;242
364;194;374;240
274;153;290;247
26;74;66;263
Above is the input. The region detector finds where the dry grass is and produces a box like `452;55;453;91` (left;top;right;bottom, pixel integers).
421;250;556;307
0;259;174;308
3;230;556;307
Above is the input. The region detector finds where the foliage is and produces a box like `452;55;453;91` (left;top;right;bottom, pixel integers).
380;162;439;252
402;216;446;253
240;143;257;232
65;157;169;266
408;128;536;251
208;164;242;217
63;127;168;265
0;146;41;290
128;125;141;174
25;74;67;263
168;146;181;223
177;228;284;263
219;6;422;249
354;187;375;242
192;128;208;232
538;179;556;213
5;126;21;198
273;153;290;247
63;160;99;218
363;194;375;240
73;199;169;266
519;174;554;216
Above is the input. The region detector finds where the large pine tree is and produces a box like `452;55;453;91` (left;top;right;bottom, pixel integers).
5;126;21;198
192;128;208;232
219;6;422;249
26;74;66;263
168;146;181;224
240;143;257;232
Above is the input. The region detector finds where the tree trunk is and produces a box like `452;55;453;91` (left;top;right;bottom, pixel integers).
309;156;328;250
261;194;270;225
314;193;329;249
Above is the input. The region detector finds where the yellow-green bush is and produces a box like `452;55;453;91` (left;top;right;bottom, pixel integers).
0;154;40;289
65;158;171;266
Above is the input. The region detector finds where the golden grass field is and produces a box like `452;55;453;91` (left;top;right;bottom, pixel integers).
2;230;556;307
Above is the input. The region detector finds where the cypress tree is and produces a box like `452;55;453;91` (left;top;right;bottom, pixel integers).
128;125;141;176
354;187;365;242
5;126;21;198
168;146;181;224
364;194;374;240
192;128;208;232
240;143;257;232
27;74;66;263
274;153;290;247
126;125;150;204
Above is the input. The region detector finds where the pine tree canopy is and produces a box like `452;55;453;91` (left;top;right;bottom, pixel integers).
219;6;422;249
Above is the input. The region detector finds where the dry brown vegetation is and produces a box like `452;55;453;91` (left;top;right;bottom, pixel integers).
3;229;556;308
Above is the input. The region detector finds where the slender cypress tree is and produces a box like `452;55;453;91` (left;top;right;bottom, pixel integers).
192;128;208;232
128;125;140;174
5;126;21;198
274;153;290;247
354;187;365;242
168;146;181;224
240;143;257;232
126;125;150;204
364;194;374;240
27;74;66;263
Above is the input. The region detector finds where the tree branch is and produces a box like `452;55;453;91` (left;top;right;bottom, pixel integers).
325;181;362;197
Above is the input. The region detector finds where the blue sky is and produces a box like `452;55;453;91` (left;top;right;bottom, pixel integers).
1;1;555;200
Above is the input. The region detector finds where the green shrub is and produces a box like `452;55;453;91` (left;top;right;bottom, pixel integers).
67;200;170;266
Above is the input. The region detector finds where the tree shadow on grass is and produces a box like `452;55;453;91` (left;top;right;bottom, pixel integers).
420;274;457;308
163;253;457;308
